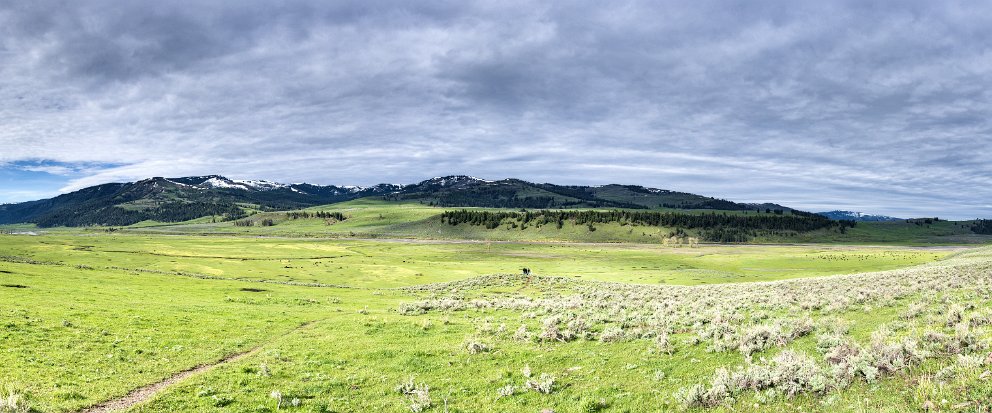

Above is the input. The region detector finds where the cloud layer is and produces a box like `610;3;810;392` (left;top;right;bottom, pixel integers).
1;1;990;218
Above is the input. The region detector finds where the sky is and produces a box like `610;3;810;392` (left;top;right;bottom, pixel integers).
1;1;991;219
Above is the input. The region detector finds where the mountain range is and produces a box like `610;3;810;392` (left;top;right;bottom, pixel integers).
815;210;902;222
0;175;792;227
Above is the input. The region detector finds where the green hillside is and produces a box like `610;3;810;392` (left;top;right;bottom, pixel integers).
43;199;989;245
0;175;791;228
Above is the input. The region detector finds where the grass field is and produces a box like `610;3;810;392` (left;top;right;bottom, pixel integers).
2;229;990;412
5;199;990;246
786;219;991;245
88;199;989;246
0;234;952;287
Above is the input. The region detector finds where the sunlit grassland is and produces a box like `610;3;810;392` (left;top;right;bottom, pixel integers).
1;231;988;413
0;234;951;287
103;198;796;241
780;219;989;245
0;259;363;412
95;199;991;245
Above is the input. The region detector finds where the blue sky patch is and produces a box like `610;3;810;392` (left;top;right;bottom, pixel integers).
0;161;120;203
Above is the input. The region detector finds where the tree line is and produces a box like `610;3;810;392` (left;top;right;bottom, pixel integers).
906;218;940;226
417;195;640;209
660;199;757;210
35;202;245;227
439;209;854;242
285;211;346;220
234;211;348;227
972;219;992;235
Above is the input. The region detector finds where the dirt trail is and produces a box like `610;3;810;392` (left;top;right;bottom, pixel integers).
78;321;317;413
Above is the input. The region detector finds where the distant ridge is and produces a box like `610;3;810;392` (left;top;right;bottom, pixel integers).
816;210;902;222
0;174;790;227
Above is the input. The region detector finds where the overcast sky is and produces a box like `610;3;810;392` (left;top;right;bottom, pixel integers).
1;1;991;218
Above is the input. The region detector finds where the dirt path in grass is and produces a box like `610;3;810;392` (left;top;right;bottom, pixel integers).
78;321;317;413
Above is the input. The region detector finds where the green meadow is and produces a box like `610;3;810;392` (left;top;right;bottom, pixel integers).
109;199;992;245
1;204;990;412
0;234;949;287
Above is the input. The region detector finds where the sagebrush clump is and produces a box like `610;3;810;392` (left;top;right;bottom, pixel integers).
399;248;992;409
396;377;432;412
0;391;30;413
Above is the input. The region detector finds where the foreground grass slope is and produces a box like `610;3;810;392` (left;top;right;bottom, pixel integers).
1;232;989;412
142;248;992;412
0;260;339;412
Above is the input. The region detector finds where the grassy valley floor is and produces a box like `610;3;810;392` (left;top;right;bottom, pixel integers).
54;199;989;245
1;231;990;412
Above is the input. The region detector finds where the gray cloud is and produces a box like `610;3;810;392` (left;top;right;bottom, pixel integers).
1;0;990;218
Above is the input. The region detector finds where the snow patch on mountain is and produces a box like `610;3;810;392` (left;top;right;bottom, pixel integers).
816;210;902;222
200;177;244;189
233;179;287;191
194;176;288;191
162;178;196;188
422;175;492;187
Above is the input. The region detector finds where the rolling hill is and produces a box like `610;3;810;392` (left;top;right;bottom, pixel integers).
385;176;782;210
816;210;902;222
0;176;398;227
1;175;783;227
